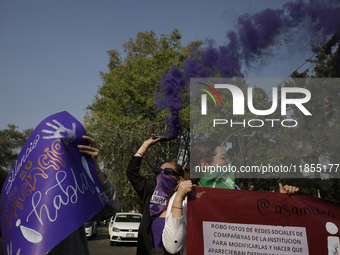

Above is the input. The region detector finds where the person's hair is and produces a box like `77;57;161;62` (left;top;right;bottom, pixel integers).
166;162;185;177
183;164;191;180
183;163;198;185
190;141;221;168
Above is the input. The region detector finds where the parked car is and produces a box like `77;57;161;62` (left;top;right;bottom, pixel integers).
108;212;142;246
84;221;97;238
104;214;115;228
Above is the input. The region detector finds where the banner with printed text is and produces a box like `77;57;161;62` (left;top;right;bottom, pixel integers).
0;111;109;255
187;186;340;255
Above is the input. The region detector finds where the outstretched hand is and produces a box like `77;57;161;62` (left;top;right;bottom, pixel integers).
279;183;299;195
134;135;161;157
143;135;161;147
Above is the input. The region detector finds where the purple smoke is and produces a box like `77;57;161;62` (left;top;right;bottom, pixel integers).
235;0;340;63
156;37;243;140
182;35;243;83
156;0;340;140
156;65;185;140
237;8;287;63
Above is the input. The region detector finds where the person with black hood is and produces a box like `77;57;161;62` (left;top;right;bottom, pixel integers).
126;136;184;255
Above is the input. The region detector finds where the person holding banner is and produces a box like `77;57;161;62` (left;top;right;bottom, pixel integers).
48;136;119;255
127;136;185;255
162;141;299;255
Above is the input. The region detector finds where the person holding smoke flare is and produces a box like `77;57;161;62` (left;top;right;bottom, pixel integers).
126;136;185;255
162;141;299;255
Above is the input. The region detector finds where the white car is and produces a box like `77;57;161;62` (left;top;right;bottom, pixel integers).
84;221;97;238
108;212;142;246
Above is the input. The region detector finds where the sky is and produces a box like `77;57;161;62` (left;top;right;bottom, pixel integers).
0;0;315;131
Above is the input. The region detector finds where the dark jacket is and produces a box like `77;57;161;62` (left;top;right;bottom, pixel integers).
48;177;119;255
126;156;155;255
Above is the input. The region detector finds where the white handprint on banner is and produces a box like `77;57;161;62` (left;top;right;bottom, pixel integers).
42;120;76;145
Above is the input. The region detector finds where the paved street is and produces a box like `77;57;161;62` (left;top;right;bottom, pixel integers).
88;223;137;255
0;224;137;255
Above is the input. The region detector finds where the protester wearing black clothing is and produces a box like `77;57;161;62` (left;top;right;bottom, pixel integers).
126;137;183;255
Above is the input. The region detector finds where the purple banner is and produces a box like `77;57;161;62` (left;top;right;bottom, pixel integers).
0;111;109;255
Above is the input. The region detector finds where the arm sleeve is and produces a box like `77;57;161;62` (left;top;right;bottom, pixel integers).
91;176;119;221
162;193;187;254
126;156;154;203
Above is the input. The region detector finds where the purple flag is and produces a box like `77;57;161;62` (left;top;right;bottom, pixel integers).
0;111;109;255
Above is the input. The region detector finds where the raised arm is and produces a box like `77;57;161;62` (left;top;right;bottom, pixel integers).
126;136;160;203
162;180;192;254
78;136;119;220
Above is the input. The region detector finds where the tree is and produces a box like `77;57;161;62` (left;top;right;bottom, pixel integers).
0;124;33;190
85;30;203;211
281;34;340;200
236;36;340;194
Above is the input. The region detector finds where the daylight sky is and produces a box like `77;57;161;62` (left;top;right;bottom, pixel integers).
0;0;315;131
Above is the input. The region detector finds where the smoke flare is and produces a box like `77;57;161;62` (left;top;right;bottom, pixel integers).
156;0;340;140
156;65;185;140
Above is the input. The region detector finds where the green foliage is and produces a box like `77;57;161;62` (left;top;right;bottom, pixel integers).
249;36;340;200
312;34;340;78
86;29;340;204
0;124;33;190
86;30;202;211
235;37;340;197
